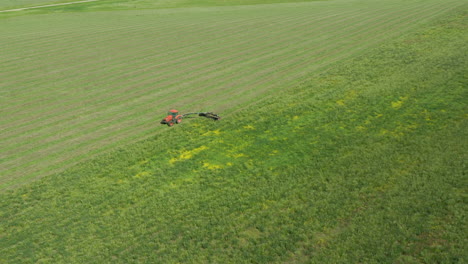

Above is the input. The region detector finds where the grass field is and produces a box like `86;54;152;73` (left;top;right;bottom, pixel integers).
1;0;467;262
1;0;465;189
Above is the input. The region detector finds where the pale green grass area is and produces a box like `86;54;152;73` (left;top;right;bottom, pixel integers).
0;0;465;189
0;0;88;10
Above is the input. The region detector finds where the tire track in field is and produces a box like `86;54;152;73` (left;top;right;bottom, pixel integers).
0;2;452;176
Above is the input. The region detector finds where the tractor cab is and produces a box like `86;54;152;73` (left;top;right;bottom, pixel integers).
168;109;179;117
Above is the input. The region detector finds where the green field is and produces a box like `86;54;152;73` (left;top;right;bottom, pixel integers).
1;0;465;189
1;0;467;263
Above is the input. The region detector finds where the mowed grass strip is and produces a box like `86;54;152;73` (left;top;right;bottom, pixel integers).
1;0;465;189
0;0;91;10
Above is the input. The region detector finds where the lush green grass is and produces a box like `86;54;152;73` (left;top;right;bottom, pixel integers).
1;7;466;263
3;0;464;189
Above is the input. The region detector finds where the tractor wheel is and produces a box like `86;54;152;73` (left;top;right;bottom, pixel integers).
176;119;182;124
168;122;174;127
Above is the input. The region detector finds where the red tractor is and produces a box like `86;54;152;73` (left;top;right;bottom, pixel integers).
160;110;221;127
160;109;183;127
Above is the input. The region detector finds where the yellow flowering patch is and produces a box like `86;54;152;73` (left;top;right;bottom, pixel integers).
202;129;222;136
336;90;358;106
169;145;208;164
243;124;255;130
203;162;222;170
167;177;196;189
356;125;366;131
133;171;150;179
391;100;403;109
421;109;433;121
391;96;408;109
380;129;389;135
336;99;345;106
